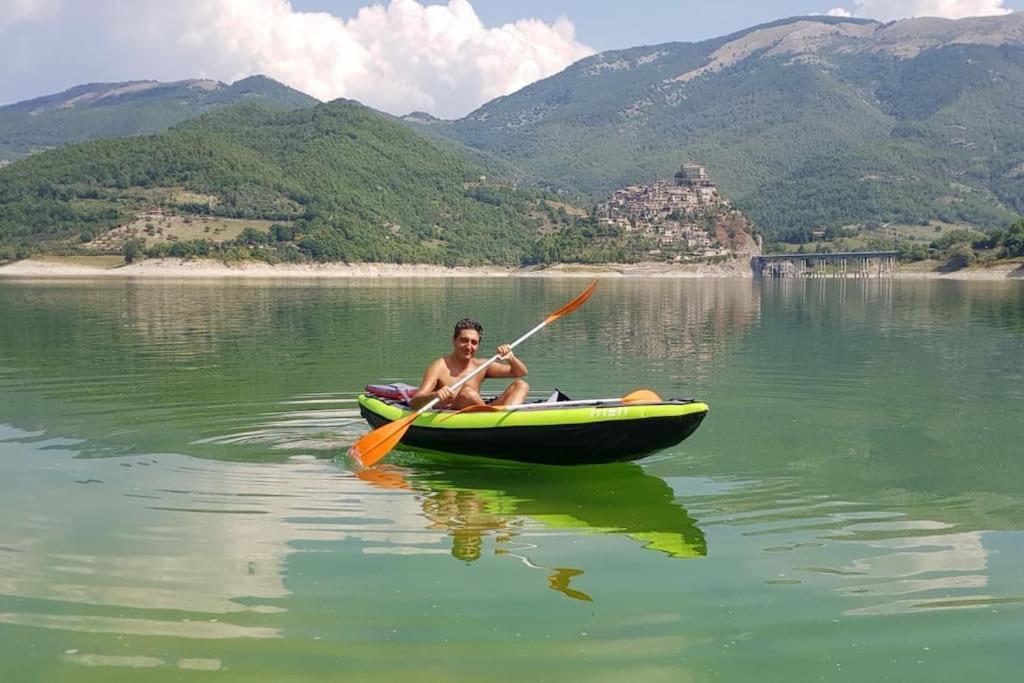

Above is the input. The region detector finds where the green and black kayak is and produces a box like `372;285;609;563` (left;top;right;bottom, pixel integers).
356;387;708;465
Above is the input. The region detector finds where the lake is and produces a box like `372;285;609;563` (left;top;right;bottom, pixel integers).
0;277;1021;681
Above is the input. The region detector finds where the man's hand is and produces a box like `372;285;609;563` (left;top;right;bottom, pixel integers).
497;343;514;359
436;385;455;402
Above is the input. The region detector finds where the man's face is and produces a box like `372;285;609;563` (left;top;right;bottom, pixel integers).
452;329;480;361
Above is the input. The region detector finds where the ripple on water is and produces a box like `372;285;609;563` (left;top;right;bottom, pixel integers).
190;394;366;453
0;432;431;653
689;477;1015;617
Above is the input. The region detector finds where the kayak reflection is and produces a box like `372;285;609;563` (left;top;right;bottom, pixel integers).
357;460;706;601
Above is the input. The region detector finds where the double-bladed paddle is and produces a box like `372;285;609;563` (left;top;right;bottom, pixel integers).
348;280;599;468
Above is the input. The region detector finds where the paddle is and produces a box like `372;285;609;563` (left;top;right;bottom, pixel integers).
348;280;599;467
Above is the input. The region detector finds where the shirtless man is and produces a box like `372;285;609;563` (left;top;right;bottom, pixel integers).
409;318;529;410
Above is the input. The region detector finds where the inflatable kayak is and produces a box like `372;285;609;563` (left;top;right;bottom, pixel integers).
356;385;708;465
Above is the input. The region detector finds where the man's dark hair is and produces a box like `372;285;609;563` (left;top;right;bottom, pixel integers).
453;318;483;339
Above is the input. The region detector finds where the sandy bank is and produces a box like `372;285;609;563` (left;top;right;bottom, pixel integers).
1;257;1021;280
890;261;1024;281
0;257;755;279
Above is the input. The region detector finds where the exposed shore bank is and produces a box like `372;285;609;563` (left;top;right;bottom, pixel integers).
0;257;754;279
0;257;1021;280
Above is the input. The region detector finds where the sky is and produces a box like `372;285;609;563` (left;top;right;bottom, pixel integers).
1;0;1021;119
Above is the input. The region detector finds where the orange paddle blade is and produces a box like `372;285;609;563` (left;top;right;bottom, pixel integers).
437;404;503;423
348;412;419;468
544;279;598;324
356;465;412;490
622;388;663;403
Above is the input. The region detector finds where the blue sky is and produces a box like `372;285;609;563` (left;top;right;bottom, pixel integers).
1;0;1022;116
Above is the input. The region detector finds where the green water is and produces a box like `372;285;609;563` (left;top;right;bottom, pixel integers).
0;277;1021;681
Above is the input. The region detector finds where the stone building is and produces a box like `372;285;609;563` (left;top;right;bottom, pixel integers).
595;163;725;233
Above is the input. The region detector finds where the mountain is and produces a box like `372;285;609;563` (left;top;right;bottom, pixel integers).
0;76;318;161
424;13;1024;236
0;100;556;266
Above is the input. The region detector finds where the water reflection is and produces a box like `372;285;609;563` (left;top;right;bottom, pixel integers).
359;460;707;601
578;279;762;371
760;278;1024;341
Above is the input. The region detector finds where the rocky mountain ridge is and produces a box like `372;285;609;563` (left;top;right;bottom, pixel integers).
0;76;317;161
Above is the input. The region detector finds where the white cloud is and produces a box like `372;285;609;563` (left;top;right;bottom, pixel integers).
825;8;855;16
835;1;1014;21
0;0;594;118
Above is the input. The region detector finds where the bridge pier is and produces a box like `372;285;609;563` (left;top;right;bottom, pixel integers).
753;251;899;279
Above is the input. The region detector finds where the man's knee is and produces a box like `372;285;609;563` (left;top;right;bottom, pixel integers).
460;387;484;404
512;379;529;392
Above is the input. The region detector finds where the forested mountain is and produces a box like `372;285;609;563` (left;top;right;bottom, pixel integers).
4;14;1022;265
0;101;561;265
423;13;1024;236
0;76;317;162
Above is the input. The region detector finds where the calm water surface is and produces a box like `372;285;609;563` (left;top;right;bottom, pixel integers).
0;277;1021;681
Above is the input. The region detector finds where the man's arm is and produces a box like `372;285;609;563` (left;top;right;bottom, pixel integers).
485;344;527;379
409;359;451;410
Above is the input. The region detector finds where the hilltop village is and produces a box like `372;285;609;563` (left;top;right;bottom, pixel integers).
595;164;759;261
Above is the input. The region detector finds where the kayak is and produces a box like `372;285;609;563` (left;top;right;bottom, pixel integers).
356;388;708;465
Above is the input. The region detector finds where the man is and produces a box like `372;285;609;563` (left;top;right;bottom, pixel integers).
410;318;529;410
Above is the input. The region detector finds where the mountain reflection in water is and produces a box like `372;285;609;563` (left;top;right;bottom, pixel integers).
358;460;706;601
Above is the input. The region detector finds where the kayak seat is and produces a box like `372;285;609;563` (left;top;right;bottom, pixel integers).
364;382;418;404
544;389;572;403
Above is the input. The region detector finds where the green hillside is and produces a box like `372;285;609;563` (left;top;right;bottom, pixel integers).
430;15;1024;236
0;76;317;162
0;100;559;265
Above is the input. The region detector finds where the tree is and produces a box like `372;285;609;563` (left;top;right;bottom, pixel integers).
946;243;976;269
123;238;146;264
1003;219;1024;258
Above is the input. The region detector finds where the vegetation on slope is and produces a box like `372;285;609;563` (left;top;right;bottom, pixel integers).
431;18;1024;237
0;100;633;266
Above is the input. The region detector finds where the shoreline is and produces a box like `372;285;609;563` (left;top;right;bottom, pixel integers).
0;256;1021;280
0;257;755;279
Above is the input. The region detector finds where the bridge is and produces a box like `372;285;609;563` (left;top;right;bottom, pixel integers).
753;251;898;278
